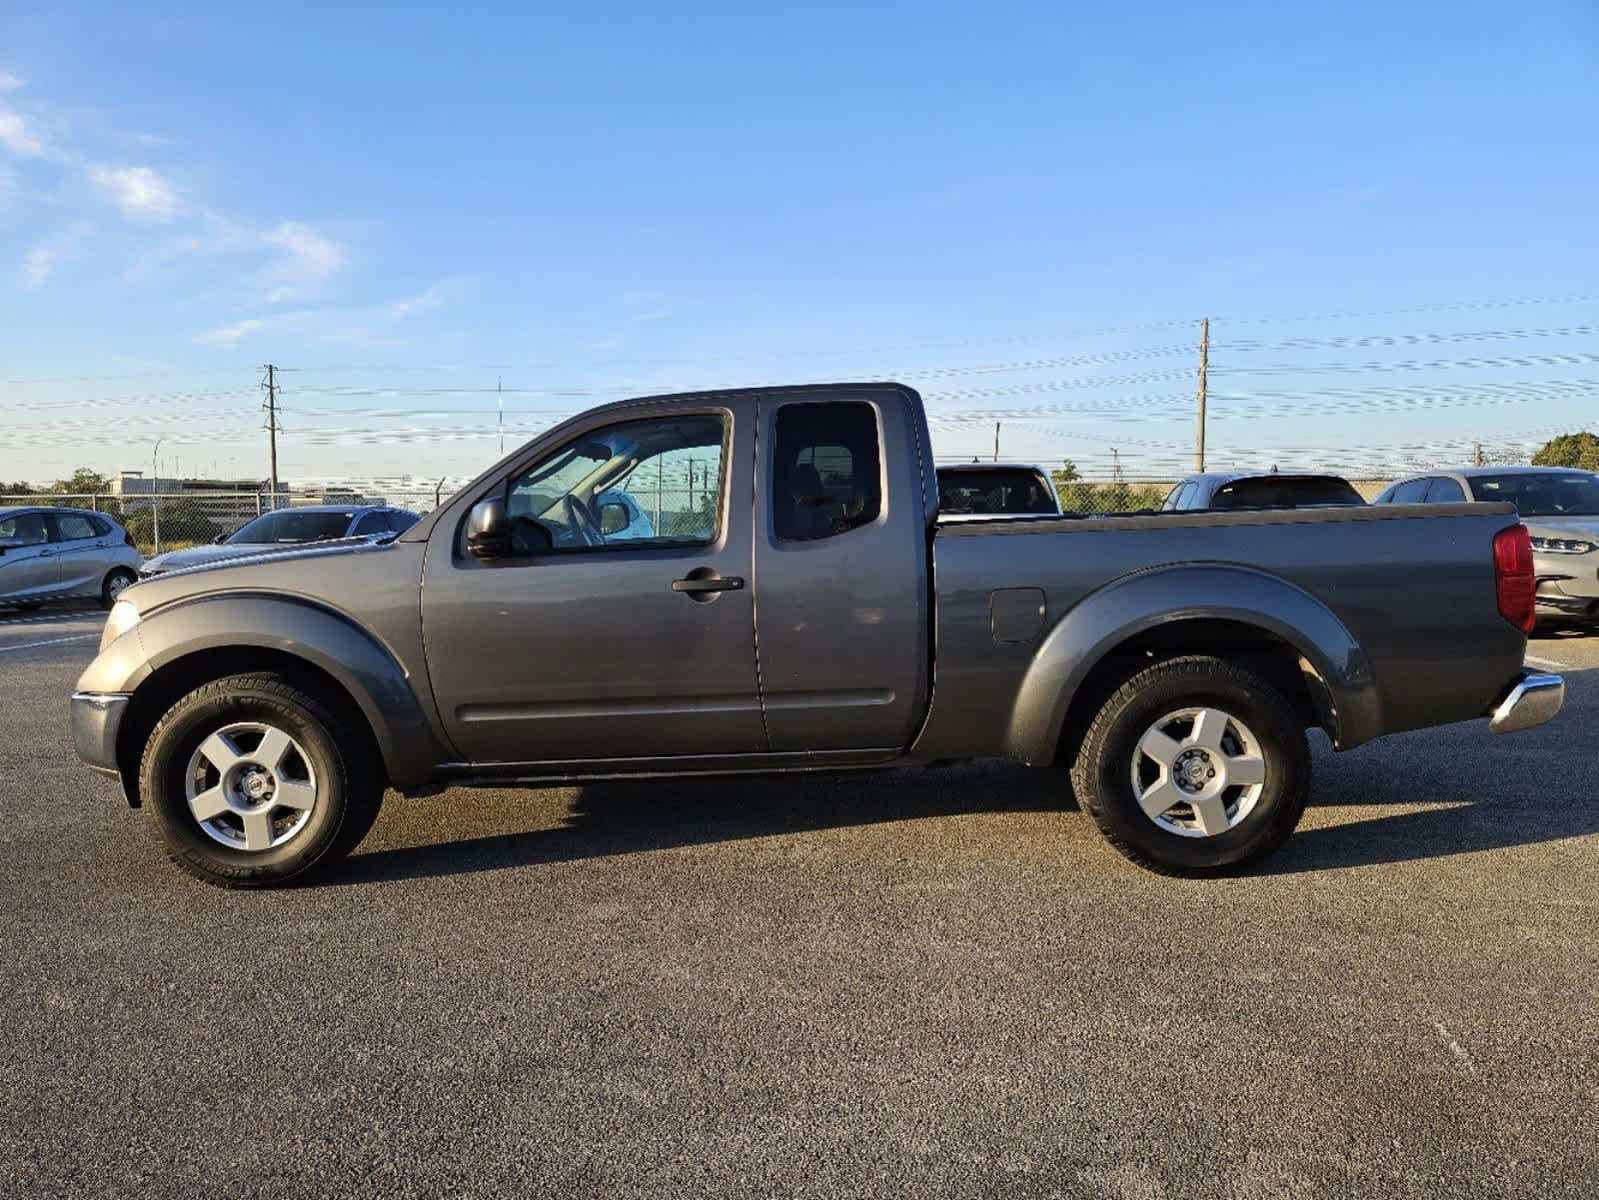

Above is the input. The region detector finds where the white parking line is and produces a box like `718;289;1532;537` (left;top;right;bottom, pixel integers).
1525;653;1573;670
0;611;98;628
0;633;98;654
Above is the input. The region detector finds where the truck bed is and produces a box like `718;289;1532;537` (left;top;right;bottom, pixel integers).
914;502;1527;761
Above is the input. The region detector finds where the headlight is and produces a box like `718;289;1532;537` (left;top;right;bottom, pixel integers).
100;600;141;652
1529;536;1597;555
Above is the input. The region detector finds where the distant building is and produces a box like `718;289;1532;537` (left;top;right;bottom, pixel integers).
109;471;269;498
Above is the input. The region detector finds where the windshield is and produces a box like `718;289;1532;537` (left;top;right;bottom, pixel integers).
1209;476;1365;511
1467;473;1599;517
937;468;1057;514
227;511;355;545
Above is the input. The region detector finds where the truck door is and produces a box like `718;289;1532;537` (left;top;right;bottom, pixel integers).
421;396;766;765
753;390;932;751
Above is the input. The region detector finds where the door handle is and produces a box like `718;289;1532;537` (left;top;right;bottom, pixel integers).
671;574;744;593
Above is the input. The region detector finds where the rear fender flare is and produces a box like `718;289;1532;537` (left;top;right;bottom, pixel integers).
1005;563;1381;761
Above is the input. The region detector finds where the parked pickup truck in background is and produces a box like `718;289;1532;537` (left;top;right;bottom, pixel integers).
1162;472;1367;512
936;462;1061;516
72;382;1564;887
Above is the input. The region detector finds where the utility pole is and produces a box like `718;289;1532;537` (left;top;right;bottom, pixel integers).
151;437;164;556
1473;440;1484;467
993;421;1001;463
1111;447;1121;483
262;364;281;510
1195;317;1209;473
498;376;505;456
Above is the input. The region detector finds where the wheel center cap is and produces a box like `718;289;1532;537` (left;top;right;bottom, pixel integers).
241;769;272;799
1175;749;1216;792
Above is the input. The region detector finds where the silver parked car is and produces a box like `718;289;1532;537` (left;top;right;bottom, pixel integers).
1373;466;1599;621
0;506;142;610
140;504;421;577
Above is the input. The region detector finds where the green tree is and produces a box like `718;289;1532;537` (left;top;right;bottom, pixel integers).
51;468;109;495
1057;480;1166;515
122;497;219;554
1531;432;1599;472
0;480;36;495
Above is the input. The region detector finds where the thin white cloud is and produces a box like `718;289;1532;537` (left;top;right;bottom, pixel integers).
196;316;268;345
7;78;356;303
385;281;450;319
259;221;345;302
88;163;182;223
196;280;458;346
0;108;44;156
21;243;57;289
19;225;87;290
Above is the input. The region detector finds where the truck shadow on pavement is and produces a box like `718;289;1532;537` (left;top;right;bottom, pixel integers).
330;761;1072;886
328;729;1599;884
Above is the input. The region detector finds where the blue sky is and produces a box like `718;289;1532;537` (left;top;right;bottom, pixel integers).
2;0;1597;485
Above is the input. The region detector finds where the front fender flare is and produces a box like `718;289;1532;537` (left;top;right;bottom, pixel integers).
1005;563;1381;762
80;592;444;792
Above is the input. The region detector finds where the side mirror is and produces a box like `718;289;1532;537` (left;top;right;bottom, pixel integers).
466;497;511;558
598;501;630;536
214;532;229;544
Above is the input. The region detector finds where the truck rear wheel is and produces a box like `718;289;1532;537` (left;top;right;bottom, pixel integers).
138;672;383;888
1070;655;1310;876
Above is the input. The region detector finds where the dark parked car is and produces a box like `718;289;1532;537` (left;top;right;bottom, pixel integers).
936;463;1061;516
1374;466;1599;620
0;506;142;609
140;505;421;577
73;383;1559;887
1162;472;1366;512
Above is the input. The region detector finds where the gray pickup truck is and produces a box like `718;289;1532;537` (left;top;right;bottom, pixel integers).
72;383;1563;887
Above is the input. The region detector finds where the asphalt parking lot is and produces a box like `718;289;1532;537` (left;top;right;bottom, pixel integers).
2;604;1595;1198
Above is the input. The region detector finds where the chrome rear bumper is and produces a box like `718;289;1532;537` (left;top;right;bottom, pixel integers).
1489;671;1564;735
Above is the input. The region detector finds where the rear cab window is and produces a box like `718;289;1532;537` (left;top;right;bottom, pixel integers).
772;401;883;541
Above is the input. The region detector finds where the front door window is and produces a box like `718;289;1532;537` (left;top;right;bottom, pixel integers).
505;413;726;553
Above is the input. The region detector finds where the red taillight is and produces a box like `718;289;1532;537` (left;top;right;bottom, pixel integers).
1493;524;1536;634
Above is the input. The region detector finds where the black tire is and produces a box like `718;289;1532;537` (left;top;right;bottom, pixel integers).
101;567;137;609
1070;655;1311;877
138;672;383;888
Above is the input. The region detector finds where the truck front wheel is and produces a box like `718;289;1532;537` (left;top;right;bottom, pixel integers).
1070;655;1311;876
138;673;383;887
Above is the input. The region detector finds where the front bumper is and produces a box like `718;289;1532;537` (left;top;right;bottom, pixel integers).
1488;671;1564;735
70;691;128;779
